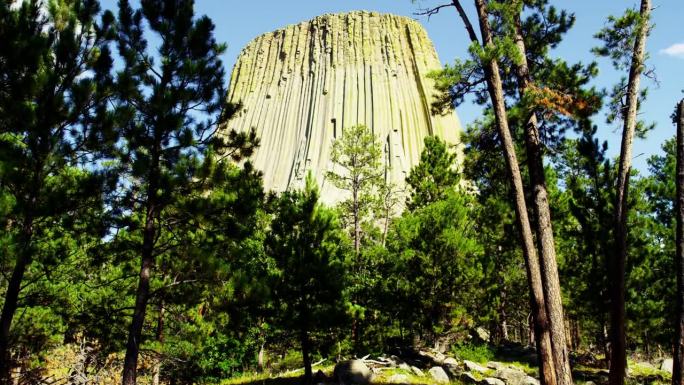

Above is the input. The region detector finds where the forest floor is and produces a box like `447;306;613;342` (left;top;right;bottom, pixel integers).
219;352;672;385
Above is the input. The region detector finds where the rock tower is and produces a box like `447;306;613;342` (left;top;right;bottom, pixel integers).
223;11;462;203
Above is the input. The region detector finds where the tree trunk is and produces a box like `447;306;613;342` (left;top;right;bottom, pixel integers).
0;216;34;383
673;99;684;385
122;198;158;385
152;301;165;385
510;13;573;385
353;183;360;258
382;206;390;247
499;284;509;341
257;342;266;372
466;2;557;385
609;2;651;384
301;327;312;384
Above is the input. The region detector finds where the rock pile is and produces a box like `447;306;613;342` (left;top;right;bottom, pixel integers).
330;351;540;385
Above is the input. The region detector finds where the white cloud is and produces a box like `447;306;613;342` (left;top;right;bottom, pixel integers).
660;43;684;58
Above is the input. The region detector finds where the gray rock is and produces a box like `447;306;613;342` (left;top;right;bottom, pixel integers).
410;366;425;377
388;373;410;383
389;355;406;366
465;360;489;373
494;367;528;385
334;360;373;385
487;362;506;370
476;327;491;341
461;372;482;385
429;366;450;383
523;376;539;385
313;369;328;383
444;357;459;365
483;378;506;385
443;363;461;379
662;358;674;374
398;362;411;371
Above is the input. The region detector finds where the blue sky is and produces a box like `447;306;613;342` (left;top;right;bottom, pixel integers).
102;0;683;173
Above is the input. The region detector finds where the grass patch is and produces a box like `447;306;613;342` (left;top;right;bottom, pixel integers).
627;361;670;384
508;361;538;376
221;365;466;385
452;343;496;363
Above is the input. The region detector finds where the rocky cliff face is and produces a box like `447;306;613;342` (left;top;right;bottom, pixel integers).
223;11;462;203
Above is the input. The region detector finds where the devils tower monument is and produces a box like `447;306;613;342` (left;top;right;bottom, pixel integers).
223;11;462;202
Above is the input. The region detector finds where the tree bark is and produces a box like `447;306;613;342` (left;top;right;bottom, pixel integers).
152;300;165;385
353;186;360;257
0;211;34;384
0;247;30;384
609;2;651;384
673;99;684;385
499;286;509;341
466;2;557;385
122;192;158;385
511;14;573;385
301;327;312;384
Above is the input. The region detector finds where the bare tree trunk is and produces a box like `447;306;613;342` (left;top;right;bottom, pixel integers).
464;2;557;385
609;2;651;384
673;99;684;385
500;287;509;341
382;206;390;247
510;14;573;385
257;342;266;372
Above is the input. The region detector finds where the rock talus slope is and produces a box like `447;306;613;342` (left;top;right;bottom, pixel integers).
223;11;462;203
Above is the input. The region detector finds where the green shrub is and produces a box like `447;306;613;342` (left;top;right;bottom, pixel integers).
451;343;495;363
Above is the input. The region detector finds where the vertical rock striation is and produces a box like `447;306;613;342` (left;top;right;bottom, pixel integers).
223;11;462;203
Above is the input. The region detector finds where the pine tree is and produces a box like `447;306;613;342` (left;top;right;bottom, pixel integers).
673;99;684;385
326;125;383;257
266;174;349;384
425;1;558;383
405;136;461;210
593;2;652;382
0;0;114;379
111;1;257;383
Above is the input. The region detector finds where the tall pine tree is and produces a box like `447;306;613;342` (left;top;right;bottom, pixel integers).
0;0;115;379
111;1;256;383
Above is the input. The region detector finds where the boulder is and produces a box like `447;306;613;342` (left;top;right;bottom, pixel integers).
483;378;506;385
461;372;481;385
410;366;425;377
313;369;328;383
434;352;447;364
388;373;410;383
334;360;373;385
476;327;491;342
487;362;506;370
444;357;459;365
429;366;450;383
494;367;528;385
662;358;674;374
443;363;461;379
465;360;489;373
523;376;539;385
